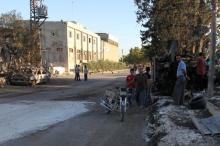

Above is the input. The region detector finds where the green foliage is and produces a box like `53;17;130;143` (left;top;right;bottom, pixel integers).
122;47;148;64
87;60;126;72
134;0;213;56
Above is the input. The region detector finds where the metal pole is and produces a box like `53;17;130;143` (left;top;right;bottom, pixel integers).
122;49;123;62
207;0;216;97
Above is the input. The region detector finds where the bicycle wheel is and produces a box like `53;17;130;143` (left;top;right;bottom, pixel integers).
120;102;125;122
106;109;111;114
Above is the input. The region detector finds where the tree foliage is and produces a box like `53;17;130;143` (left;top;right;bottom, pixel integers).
123;47;147;64
134;0;214;58
0;10;29;71
87;60;126;73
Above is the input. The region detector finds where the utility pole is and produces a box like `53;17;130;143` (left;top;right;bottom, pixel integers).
30;0;48;66
122;49;124;62
207;0;217;97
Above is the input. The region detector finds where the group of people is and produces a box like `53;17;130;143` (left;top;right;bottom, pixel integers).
172;52;207;105
126;65;152;108
74;64;89;81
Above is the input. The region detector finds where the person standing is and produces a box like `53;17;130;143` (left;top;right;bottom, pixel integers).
74;64;78;80
84;65;89;81
145;67;152;106
135;65;148;107
145;67;151;79
126;68;136;106
77;65;81;81
172;54;188;105
196;52;206;91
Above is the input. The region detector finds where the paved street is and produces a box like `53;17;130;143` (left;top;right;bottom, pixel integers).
0;71;147;146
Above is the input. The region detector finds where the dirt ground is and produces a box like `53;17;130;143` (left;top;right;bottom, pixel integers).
1;71;219;146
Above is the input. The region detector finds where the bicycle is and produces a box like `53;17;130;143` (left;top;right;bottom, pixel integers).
100;87;129;122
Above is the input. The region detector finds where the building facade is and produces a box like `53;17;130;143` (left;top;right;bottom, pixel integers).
97;33;119;62
41;21;101;73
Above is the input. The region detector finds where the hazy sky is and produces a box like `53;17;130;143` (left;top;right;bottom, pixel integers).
0;0;142;55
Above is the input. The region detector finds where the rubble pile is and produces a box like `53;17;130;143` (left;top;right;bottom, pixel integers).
144;96;218;146
209;96;220;107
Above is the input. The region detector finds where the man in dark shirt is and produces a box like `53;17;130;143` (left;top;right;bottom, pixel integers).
196;52;206;91
135;65;148;107
145;67;152;106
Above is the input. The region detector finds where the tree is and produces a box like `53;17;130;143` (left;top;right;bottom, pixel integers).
0;10;29;71
134;0;212;56
123;47;147;64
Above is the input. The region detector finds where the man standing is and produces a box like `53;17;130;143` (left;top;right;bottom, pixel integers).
196;52;206;91
75;65;81;81
74;65;78;80
135;65;148;107
77;65;81;81
145;67;152;106
172;54;188;105
84;65;89;81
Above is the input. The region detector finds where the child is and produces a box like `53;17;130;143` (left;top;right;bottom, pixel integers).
126;68;135;106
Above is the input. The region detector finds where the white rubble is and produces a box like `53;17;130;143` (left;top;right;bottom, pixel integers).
0;100;92;143
145;97;213;146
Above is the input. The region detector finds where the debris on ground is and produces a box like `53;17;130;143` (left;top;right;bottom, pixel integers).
144;96;220;146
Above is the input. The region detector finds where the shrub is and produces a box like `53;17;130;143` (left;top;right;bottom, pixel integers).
87;60;126;73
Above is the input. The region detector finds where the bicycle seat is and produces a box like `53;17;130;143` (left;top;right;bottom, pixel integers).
120;88;127;96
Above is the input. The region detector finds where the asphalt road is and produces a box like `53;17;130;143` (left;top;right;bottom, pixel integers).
0;71;147;146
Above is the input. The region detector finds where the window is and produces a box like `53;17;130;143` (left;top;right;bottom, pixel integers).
93;39;96;44
46;48;51;51
69;31;72;38
89;38;91;43
57;48;63;52
77;34;79;39
76;49;81;60
69;48;73;53
88;51;92;60
51;32;55;36
83;36;86;42
83;51;87;59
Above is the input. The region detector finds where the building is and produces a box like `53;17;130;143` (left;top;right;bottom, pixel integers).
97;33;119;62
41;21;101;73
40;21;119;73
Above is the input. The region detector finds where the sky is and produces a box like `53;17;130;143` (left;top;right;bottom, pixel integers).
0;0;142;55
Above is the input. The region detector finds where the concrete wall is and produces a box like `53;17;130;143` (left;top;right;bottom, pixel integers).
41;21;101;73
41;21;68;70
97;33;119;62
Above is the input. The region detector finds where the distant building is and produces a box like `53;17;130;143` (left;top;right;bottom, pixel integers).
40;21;120;73
41;21;101;73
96;33;119;62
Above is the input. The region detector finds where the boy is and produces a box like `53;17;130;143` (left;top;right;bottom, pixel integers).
126;68;135;106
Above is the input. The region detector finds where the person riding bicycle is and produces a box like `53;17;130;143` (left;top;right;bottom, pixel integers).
126;68;136;106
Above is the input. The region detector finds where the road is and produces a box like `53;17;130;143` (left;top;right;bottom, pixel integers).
0;71;147;146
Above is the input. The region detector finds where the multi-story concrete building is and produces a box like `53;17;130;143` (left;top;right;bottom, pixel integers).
97;33;119;62
41;21;101;73
40;21;120;73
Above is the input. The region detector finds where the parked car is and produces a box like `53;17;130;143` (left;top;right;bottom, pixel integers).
10;67;50;86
